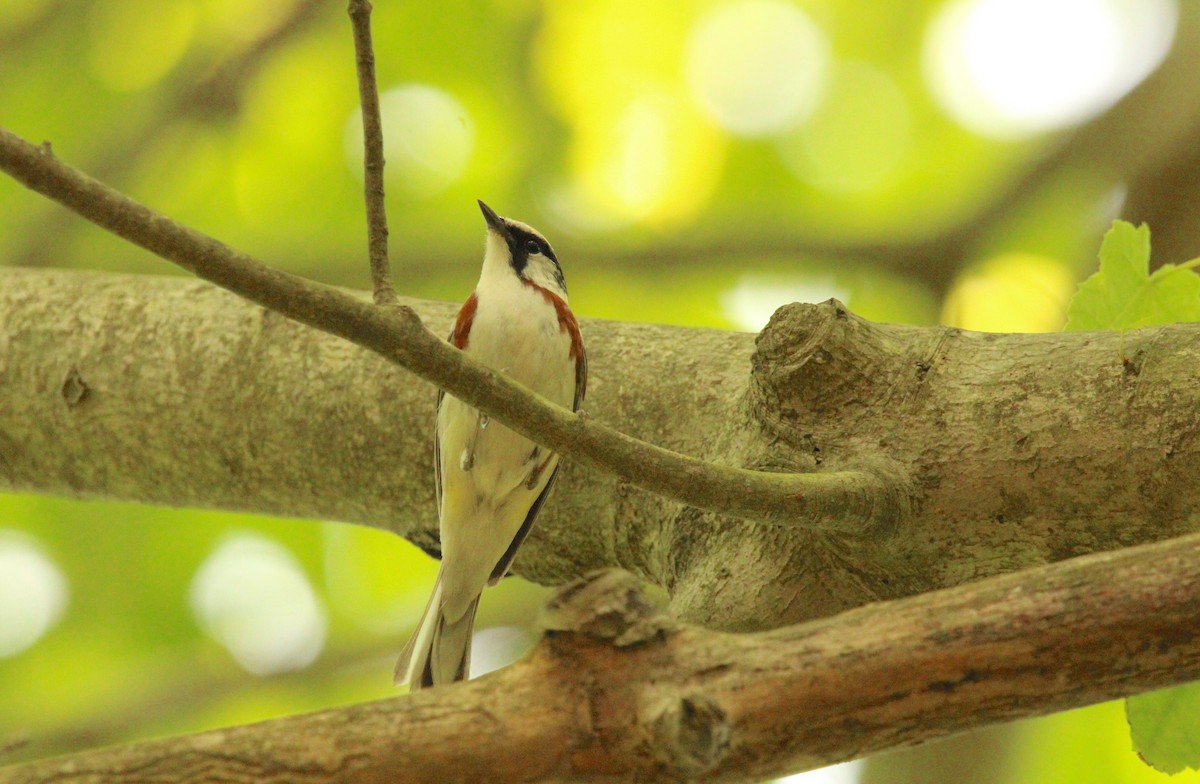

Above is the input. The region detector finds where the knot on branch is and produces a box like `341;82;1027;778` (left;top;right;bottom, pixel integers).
641;691;731;775
539;569;675;647
751;299;922;431
61;366;91;408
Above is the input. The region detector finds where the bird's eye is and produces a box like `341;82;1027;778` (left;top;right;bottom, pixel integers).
524;238;541;255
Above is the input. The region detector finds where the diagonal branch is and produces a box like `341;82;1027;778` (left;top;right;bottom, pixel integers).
0;125;908;534
5;531;1200;783
347;0;395;305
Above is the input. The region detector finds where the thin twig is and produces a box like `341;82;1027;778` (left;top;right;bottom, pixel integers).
348;0;396;306
0;125;908;534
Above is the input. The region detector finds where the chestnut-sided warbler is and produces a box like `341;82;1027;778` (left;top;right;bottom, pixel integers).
395;200;587;690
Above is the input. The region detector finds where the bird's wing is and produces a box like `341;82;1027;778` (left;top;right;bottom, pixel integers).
487;464;560;586
434;389;445;523
573;347;587;413
487;348;586;586
437;294;476;534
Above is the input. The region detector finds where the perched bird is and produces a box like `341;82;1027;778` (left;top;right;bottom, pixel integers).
395;200;586;690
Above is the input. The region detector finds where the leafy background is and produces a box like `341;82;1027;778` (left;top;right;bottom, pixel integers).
2;0;1200;782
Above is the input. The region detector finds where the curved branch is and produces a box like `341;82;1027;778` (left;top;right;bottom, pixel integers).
5;531;1200;783
0;126;906;534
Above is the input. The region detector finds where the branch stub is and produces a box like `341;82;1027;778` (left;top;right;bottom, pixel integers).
642;691;732;776
539;569;676;647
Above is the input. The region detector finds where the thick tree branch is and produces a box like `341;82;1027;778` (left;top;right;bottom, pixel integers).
347;0;395;305
0;126;900;536
5;267;1200;627
5;532;1200;783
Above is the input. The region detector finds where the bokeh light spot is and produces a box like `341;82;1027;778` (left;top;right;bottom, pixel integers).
233;33;348;234
0;532;68;659
534;2;693;120
322;523;438;635
190;533;326;675
609;97;686;215
572;91;724;225
722;274;851;332
205;0;303;45
88;0;196;92
685;0;830;137
345;84;475;199
942;253;1075;332
775;759;863;784
778;62;912;194
924;0;1177;138
469;626;535;679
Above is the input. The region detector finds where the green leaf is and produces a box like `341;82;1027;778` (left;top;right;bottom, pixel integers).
1076;221;1200;774
1065;221;1200;331
1127;682;1200;774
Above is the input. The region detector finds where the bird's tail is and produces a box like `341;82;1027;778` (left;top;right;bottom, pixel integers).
394;571;480;690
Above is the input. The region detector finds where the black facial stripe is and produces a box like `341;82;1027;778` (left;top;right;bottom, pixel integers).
506;231;529;276
504;223;564;290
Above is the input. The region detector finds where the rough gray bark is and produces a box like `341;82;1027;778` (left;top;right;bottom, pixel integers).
3;119;897;537
5;531;1200;784
697;300;1200;627
2;6;1198;780
0;266;750;589
4;268;1200;633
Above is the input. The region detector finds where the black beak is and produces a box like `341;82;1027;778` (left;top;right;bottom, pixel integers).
478;200;507;236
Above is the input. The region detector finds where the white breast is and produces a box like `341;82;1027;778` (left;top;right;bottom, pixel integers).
434;270;577;618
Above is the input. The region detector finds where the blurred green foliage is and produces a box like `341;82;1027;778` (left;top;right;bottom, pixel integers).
2;0;1199;781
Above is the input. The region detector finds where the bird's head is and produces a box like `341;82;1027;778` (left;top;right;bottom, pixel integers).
478;200;567;298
